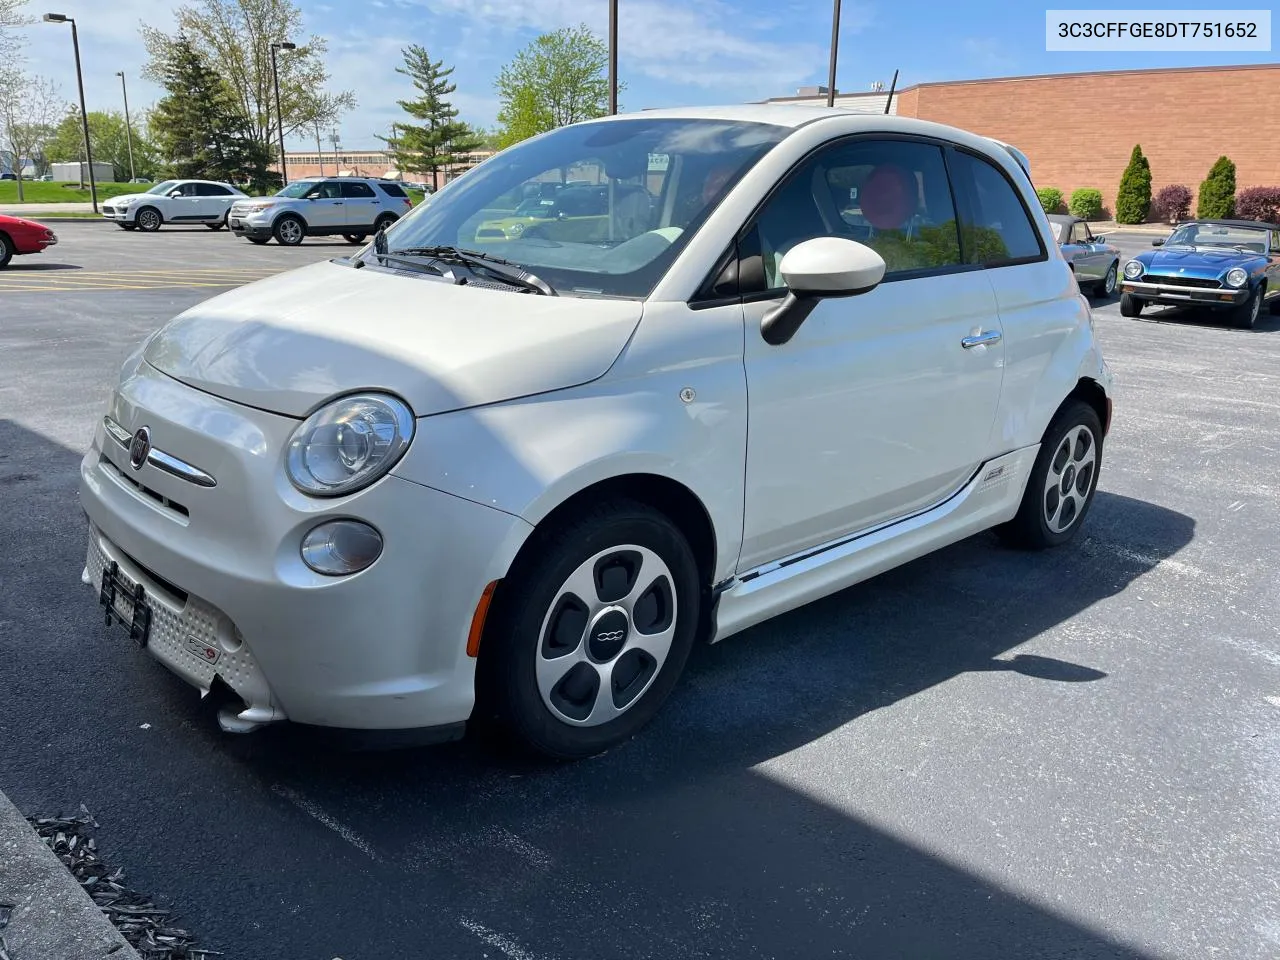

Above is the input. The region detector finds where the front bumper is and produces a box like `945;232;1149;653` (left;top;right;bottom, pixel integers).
101;206;132;222
78;356;533;732
1120;279;1245;308
228;211;273;239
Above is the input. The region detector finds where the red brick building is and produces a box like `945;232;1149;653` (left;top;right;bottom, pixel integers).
767;63;1280;217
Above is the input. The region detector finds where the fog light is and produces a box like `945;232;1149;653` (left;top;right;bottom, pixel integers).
300;520;383;576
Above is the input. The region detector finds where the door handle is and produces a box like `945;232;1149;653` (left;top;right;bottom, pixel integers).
961;330;1002;348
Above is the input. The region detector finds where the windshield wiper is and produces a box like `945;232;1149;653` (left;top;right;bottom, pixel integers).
389;245;557;296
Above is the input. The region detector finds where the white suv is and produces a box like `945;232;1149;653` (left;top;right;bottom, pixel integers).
101;179;247;231
79;107;1112;759
229;176;413;246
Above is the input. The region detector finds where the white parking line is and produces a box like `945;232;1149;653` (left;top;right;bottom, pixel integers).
270;784;383;862
458;918;551;960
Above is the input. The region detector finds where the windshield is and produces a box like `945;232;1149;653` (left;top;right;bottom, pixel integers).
147;180;179;195
1167;223;1269;252
380;117;789;298
277;181;323;198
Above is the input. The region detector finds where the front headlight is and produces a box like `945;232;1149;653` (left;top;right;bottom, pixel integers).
286;393;414;497
1123;260;1144;280
117;197;136;206
1225;267;1248;288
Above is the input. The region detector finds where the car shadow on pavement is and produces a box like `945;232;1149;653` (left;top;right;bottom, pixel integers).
1;418;1193;960
3;262;82;271
1135;303;1280;332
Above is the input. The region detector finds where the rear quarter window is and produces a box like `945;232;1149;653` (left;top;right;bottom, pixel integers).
949;149;1045;267
377;182;408;198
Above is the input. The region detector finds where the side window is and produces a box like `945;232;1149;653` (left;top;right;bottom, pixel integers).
751;138;963;291
176;183;199;197
949;150;1045;266
342;182;376;198
1069;221;1089;245
198;184;231;196
310;181;343;199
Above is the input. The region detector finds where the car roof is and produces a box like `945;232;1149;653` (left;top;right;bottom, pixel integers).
1178;218;1280;231
1045;214;1082;225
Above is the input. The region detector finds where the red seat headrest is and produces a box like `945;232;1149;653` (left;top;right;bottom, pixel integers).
861;164;917;230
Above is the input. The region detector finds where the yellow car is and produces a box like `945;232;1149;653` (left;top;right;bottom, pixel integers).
473;186;651;244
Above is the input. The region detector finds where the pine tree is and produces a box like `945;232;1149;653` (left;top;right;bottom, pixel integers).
149;36;274;188
1115;144;1152;224
1196;156;1236;220
379;45;480;191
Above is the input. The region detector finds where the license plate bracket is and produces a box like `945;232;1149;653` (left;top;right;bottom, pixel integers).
99;559;151;648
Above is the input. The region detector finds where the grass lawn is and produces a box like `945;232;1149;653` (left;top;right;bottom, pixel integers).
0;180;145;203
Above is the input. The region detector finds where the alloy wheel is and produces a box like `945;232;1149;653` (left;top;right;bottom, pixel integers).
1042;424;1097;534
137;209;160;231
535;544;677;727
1103;263;1117;296
278;219;303;244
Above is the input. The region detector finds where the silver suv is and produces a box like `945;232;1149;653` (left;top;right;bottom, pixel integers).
229;176;414;246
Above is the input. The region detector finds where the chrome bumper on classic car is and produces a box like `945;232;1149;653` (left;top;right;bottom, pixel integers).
1120;279;1247;305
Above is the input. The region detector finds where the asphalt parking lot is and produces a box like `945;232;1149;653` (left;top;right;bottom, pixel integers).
2;222;1278;960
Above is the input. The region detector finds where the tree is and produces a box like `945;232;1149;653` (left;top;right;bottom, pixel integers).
0;73;66;200
493;25;615;147
1197;156;1236;219
1115;144;1152;224
0;0;30;68
378;45;480;192
149;37;274;189
142;0;354;164
47;110;163;182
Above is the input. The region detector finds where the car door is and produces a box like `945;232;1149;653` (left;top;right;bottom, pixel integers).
341;181;378;231
196;183;235;220
1075;221;1106;279
737;136;1005;570
166;182;204;222
304;180;347;230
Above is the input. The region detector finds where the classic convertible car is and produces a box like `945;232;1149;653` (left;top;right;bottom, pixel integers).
1119;219;1280;328
1047;214;1120;298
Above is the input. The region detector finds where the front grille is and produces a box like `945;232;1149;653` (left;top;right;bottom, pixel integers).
1147;274;1221;289
100;453;190;519
102;206;115;214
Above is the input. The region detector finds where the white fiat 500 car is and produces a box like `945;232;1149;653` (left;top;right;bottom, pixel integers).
80;107;1113;759
101;179;248;232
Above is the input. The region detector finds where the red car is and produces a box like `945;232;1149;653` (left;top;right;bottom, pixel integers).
0;214;58;268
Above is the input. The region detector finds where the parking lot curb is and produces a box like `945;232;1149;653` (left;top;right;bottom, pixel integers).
0;791;142;960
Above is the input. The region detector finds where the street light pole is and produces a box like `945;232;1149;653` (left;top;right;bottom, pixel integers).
608;0;618;115
269;41;296;186
826;0;841;108
116;71;135;181
44;13;98;212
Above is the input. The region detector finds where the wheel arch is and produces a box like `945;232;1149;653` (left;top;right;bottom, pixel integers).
135;204;163;224
273;210;308;231
504;472;718;593
1064;377;1111;437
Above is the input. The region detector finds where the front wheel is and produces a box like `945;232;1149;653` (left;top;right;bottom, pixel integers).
1119;292;1143;317
246;237;269;245
998;400;1103;550
1095;262;1117;298
135;206;162;232
1231;286;1262;329
117;223;136;231
0;233;14;268
342;233;367;244
479;500;702;760
273;215;305;246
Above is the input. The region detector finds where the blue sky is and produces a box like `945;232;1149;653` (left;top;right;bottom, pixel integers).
17;0;1279;150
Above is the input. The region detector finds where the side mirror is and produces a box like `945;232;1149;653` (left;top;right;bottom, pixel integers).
1152;238;1165;246
761;237;886;346
168;190;183;198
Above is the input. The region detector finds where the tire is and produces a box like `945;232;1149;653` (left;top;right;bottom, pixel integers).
135;206;162;232
1270;293;1280;316
342;233;367;244
0;232;13;269
1095;261;1118;298
247;237;269;245
206;216;226;231
1231;286;1262;329
479;499;702;760
373;213;397;234
117;223;136;231
273;215;305;246
998;400;1103;550
1119;292;1143;317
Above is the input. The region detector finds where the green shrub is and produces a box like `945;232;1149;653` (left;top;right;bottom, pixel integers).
1196;156;1236;219
1036;187;1064;214
1069;188;1103;220
1115;144;1152;224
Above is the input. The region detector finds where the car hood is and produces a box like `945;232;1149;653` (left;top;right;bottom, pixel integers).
1138;245;1264;277
109;193;155;205
141;259;643;418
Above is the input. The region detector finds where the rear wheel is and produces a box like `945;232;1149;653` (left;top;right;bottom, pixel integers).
1119;292;1143;317
273;215;305;246
0;232;14;268
135;206;163;232
1232;286;1262;329
479;499;701;760
342;233;367;244
998;400;1102;550
206;216;226;231
373;213;397;234
246;237;269;245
